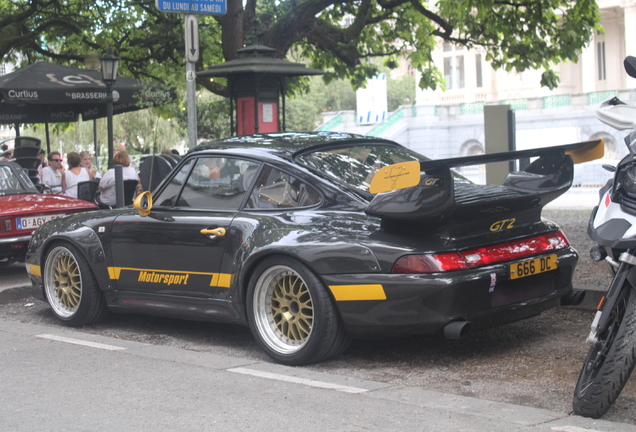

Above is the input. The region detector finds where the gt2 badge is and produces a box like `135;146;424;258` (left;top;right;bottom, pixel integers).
490;218;515;231
422;177;444;186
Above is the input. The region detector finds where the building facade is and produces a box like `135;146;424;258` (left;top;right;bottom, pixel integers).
318;0;636;185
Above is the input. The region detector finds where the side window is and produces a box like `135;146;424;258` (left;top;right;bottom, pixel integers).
245;165;322;209
154;159;194;207
175;157;259;210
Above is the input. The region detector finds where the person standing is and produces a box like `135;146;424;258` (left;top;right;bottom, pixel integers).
62;152;92;198
41;151;64;193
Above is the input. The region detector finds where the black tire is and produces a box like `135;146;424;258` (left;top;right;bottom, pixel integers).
573;286;636;418
42;243;110;327
246;256;351;365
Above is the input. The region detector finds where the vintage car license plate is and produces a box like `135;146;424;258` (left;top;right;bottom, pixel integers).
510;254;558;280
17;214;65;230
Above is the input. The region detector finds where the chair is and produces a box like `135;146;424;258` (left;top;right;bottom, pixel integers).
76;180;99;203
160;154;178;168
139;156;173;192
123;179;138;205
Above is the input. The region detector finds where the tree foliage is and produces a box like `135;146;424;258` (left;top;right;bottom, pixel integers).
1;0;600;98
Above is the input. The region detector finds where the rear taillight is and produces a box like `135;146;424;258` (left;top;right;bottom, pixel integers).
0;219;11;232
391;230;570;274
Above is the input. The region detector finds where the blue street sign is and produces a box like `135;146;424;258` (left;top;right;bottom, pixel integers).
155;0;226;15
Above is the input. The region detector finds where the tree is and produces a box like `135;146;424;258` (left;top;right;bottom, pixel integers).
1;0;600;98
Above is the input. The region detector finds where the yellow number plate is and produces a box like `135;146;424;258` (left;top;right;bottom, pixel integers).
510;254;558;280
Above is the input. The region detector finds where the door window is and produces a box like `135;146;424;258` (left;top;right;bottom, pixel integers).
154;157;260;210
244;165;321;209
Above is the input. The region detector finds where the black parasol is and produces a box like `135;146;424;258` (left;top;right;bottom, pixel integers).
0;62;176;155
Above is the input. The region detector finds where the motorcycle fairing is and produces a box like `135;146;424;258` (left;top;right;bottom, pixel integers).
590;189;636;248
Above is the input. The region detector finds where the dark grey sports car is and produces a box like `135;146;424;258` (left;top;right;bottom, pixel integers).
25;132;602;365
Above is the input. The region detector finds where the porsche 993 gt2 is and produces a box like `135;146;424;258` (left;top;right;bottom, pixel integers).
25;132;603;365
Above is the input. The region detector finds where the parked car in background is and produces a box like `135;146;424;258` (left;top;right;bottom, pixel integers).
0;161;97;265
25;132;601;365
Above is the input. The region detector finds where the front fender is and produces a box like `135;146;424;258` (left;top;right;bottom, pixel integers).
27;222;111;294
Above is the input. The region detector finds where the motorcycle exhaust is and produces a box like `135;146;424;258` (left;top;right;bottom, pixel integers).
444;320;471;339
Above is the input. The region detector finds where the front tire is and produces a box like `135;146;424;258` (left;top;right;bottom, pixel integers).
573;286;636;418
246;256;351;365
43;244;110;327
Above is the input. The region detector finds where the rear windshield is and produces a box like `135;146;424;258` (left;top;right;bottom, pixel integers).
296;144;426;193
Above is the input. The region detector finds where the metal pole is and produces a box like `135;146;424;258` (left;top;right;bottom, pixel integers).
185;14;198;150
186;62;198;149
107;83;114;169
115;164;124;208
45;122;51;153
93;119;99;170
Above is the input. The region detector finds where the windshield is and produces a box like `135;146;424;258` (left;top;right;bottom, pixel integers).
296;144;427;193
0;166;28;194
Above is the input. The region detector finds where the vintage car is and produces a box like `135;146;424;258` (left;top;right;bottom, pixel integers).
0;160;97;264
25;132;602;365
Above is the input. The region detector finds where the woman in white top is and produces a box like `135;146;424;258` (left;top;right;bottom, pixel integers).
62;152;92;198
98;151;141;206
80;151;101;180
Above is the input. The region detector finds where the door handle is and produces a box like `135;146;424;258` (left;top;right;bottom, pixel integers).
200;227;226;237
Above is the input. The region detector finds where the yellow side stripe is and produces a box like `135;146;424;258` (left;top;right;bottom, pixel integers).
328;284;386;301
27;264;41;277
107;267;233;288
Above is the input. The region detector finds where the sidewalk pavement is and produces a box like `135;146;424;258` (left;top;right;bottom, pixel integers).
1;318;635;431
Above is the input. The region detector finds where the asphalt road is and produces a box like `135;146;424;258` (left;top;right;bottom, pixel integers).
1;317;634;432
0;261;30;288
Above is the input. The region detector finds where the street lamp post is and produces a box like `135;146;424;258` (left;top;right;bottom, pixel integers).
100;47;120;169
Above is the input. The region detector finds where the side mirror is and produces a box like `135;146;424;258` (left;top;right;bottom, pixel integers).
625;56;636;79
134;191;153;216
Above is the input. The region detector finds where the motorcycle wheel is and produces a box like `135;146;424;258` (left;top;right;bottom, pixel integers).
573;286;636;418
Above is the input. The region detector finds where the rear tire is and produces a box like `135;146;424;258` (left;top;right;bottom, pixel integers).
246;256;351;365
573;286;636;418
43;244;110;327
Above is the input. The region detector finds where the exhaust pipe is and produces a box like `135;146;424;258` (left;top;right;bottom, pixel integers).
444;320;471;339
560;289;586;306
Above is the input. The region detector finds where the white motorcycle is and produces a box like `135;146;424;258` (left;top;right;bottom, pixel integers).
573;55;636;418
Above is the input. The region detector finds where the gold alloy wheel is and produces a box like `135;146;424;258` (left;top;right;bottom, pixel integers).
253;265;314;354
44;246;83;318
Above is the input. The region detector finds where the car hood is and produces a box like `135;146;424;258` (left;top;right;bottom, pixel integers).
0;193;98;215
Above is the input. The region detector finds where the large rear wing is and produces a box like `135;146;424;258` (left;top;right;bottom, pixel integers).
365;139;604;227
369;139;604;195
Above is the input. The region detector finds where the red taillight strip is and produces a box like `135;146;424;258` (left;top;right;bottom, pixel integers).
392;230;569;274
